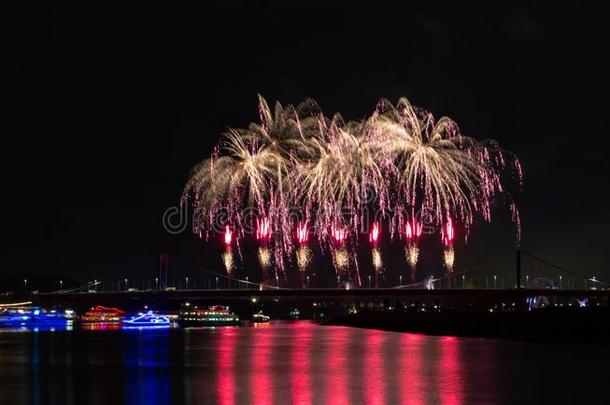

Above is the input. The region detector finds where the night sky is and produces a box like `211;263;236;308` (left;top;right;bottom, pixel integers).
3;2;609;288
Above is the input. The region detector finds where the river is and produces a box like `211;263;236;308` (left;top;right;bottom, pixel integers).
0;321;607;404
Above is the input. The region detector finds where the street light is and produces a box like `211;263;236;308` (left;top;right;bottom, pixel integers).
399;275;403;286
24;279;28;292
462;275;466;288
306;275;310;288
124;278;128;291
559;275;563;290
368;275;372;288
337;275;340;288
155;277;159;291
215;276;219;289
94;279;97;292
59;280;63;290
493;275;497;289
185;277;189;290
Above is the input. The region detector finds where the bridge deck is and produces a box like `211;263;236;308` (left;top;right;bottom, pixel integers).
27;287;610;302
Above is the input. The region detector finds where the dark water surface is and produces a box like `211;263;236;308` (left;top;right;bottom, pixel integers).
0;321;607;404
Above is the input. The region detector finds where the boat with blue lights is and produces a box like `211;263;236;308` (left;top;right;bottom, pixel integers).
178;304;240;327
0;304;74;326
123;311;171;327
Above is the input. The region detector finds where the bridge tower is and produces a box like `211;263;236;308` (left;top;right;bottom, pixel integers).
516;248;522;289
158;252;168;291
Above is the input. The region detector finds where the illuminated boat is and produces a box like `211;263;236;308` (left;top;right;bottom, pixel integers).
123;311;171;327
178;304;239;327
81;305;125;323
252;311;270;323
0;306;36;325
0;305;74;325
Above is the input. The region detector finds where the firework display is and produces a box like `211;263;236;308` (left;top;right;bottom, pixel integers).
295;220;311;277
404;216;423;281
182;96;522;285
369;222;383;286
255;216;274;280
222;226;234;274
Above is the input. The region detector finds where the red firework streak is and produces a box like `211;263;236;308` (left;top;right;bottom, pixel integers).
296;220;309;244
369;221;380;245
442;218;454;247
224;225;233;246
256;217;272;241
405;219;422;241
256;217;273;277
331;223;347;244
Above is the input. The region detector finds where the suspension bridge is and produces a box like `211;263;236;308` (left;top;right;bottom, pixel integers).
7;249;608;314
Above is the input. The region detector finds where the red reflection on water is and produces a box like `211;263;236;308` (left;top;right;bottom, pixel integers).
364;329;385;405
400;333;425;405
217;328;237;405
81;322;122;331
325;327;349;405
439;336;463;405
291;322;312;405
252;327;273;405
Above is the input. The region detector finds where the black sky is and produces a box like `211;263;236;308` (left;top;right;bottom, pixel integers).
2;1;610;287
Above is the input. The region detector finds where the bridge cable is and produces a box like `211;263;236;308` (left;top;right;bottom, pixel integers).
520;250;608;285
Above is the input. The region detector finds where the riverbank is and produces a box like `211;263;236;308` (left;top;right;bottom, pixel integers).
324;308;610;344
